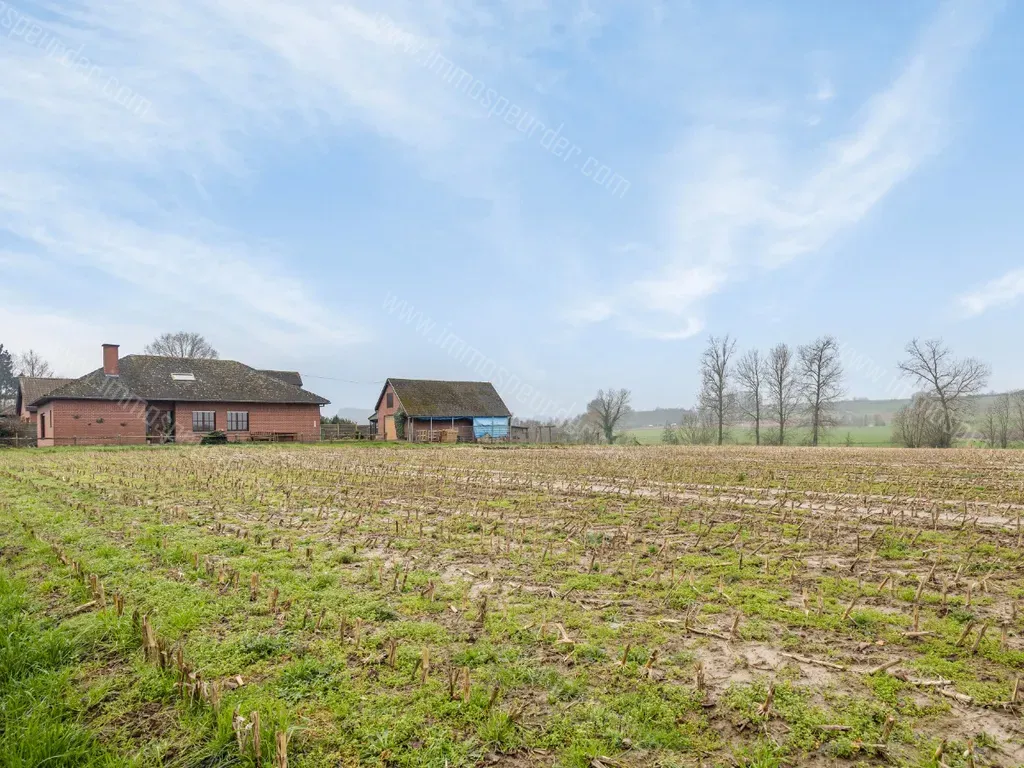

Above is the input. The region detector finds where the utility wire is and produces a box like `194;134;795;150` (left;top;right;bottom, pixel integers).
301;374;385;384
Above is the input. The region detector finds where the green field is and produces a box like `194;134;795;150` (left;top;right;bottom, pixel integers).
625;425;895;446
2;443;1023;767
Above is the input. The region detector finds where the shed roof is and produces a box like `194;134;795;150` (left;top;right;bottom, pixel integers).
378;378;511;418
33;356;329;407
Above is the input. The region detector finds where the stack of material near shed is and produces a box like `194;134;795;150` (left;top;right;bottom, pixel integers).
441;429;458;443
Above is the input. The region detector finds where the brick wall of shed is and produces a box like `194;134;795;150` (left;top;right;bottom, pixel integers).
375;382;401;439
173;402;322;443
37;399;148;447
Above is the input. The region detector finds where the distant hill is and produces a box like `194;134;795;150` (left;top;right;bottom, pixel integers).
626;393;1014;429
621;408;693;428
835;393;1010;424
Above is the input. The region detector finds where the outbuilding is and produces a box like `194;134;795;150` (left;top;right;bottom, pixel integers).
372;378;511;442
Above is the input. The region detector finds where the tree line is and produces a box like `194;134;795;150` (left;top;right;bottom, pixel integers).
659;334;847;446
975;392;1024;449
582;336;1004;448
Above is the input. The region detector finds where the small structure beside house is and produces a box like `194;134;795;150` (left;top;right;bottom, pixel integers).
372;378;511;442
31;344;329;446
16;377;76;423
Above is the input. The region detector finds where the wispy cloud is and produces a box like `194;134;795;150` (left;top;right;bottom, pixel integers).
569;0;1001;339
0;2;401;352
812;78;835;103
1;0;620;360
2;0;563;355
957;268;1024;317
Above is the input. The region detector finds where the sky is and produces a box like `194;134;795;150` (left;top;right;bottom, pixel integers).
1;0;1022;419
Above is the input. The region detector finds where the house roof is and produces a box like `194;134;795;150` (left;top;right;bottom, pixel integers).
259;370;303;387
18;377;76;413
32;356;329;407
0;403;15;418
377;378;511;418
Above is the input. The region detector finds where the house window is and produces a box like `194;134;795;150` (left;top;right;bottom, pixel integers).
40;413;46;439
386;392;394;408
192;411;216;432
227;411;249;431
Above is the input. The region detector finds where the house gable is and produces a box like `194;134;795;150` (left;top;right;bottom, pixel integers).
373;380;404;414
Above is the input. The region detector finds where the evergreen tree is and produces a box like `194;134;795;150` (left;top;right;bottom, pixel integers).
0;344;16;409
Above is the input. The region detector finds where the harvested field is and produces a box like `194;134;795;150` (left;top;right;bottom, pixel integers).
1;443;1023;767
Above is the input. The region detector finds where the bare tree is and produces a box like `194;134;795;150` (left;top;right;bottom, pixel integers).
978;405;997;448
15;349;54;377
145;332;219;359
797;336;844;446
698;334;736;445
897;339;990;448
677;408;718;445
1011;390;1024;444
587;389;632;444
735;349;767;445
892;393;946;448
984;394;1012;448
766;343;799;446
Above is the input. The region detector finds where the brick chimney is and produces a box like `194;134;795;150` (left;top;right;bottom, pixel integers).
102;344;120;376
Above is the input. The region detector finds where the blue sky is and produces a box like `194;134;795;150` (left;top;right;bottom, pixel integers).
1;0;1022;418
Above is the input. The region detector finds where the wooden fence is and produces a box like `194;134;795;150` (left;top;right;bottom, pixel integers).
320;423;376;441
0;436;37;448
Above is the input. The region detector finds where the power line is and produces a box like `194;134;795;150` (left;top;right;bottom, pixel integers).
302;374;385;384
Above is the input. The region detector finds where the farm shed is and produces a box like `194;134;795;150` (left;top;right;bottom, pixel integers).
31;344;329;446
373;378;511;442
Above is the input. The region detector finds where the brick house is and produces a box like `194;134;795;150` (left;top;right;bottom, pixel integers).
372;378;511;441
31;344;329;446
15;377;76;423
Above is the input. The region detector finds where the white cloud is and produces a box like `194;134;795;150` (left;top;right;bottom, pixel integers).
1;0;621;364
0;169;366;348
628;317;704;341
957;268;1024;317
574;0;1000;339
563;299;615;326
0;2;409;355
0;0;1007;363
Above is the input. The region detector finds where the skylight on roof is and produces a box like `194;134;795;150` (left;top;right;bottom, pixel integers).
171;373;196;381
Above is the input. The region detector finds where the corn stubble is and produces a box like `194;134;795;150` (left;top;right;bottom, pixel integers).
1;444;1022;766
